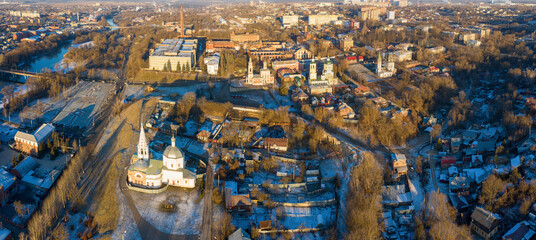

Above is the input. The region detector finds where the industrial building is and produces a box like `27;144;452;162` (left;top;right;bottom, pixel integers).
148;38;198;71
281;15;299;27
308;15;340;26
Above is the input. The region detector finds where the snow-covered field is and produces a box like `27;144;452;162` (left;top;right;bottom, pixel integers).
130;187;203;235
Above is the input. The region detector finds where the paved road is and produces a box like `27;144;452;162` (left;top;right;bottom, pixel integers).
417;142;438;191
427;148;439;192
200;162;214;240
119;169;198;240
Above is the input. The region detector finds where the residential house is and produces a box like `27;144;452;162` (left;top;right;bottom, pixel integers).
451;136;462;153
337;102;355;119
449;176;471;194
229;228;251;240
354;85;370;96
441;156;457;168
197;120;213;143
0;170;16;206
204;53;220;75
347;56;358;64
291;88;309;102
264;138;288;152
381;184;412;207
391;153;408;177
449;193;472;215
471;207;501;240
502;221;536;240
225;182;251;212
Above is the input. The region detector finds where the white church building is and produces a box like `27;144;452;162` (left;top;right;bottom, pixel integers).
127;125;196;189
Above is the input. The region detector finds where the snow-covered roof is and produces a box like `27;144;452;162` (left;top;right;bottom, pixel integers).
511;155;521;169
228;228;251;240
21;169;60;190
14;156;38;177
391;153;406;161
0;227;11;240
225;181;238;195
502;221;536;240
32;123;54;143
0;169;16;191
14;123;54;144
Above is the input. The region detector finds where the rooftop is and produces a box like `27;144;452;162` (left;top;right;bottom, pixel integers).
0;169;16;191
151;38;197;57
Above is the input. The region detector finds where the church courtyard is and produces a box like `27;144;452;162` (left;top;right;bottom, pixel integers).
129;186;204;235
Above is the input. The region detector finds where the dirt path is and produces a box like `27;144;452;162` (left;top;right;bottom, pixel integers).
200;162;214;240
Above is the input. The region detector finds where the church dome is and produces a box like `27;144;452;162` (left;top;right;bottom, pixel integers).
164;145;183;159
132;159;149;170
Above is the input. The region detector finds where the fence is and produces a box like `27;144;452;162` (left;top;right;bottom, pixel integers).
126;183;168;194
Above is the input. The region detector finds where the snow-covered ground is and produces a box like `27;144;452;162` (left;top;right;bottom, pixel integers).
186;141;208;157
277;206;336;229
408;175;425;211
271;90;294;108
130;187;203;235
64;212;91;240
112;183;142;240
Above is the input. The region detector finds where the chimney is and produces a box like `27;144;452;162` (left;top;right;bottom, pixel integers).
180;6;185;38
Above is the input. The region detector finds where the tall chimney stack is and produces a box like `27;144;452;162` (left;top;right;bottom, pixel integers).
180;6;185;38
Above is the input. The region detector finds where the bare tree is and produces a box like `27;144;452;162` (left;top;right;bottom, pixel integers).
14;201;25;217
479;175;506;209
18;232;28;240
430;124;442;145
214;213;235;240
51;223;69;240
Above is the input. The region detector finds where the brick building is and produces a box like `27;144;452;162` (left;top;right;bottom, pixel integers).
14;123;54;155
230;32;260;43
272;60;300;73
206;40;236;53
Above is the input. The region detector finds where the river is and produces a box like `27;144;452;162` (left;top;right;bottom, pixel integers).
8;17;119;84
107;17;119;29
0;17;119;97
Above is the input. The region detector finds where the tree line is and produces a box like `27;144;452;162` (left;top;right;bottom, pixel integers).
24;145;88;240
